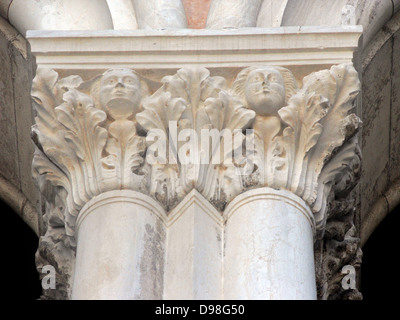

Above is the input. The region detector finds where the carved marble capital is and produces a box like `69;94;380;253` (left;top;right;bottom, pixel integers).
32;64;361;298
32;64;361;235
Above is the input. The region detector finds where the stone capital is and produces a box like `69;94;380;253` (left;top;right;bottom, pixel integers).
30;28;363;300
32;63;361;237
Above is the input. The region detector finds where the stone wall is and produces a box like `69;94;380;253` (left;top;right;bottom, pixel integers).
360;11;400;245
0;17;40;234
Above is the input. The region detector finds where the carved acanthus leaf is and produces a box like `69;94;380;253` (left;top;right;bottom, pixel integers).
248;64;362;234
198;91;255;208
32;68;149;239
102;120;146;190
55;89;108;200
32;65;362;300
313;137;361;232
137;67;255;210
275;92;329;194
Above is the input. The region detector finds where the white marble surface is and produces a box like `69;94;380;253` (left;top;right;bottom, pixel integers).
106;0;138;30
8;0;113;36
206;0;262;29
72;190;166;300
164;190;223;300
71;188;317;300
223;187;317;300
26;26;362;70
131;0;187;29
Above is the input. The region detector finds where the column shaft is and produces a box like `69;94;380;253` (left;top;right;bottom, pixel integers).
223;187;317;300
71;190;166;300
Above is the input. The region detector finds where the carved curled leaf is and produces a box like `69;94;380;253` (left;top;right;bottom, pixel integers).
32;68;62;116
56;90;107;160
32;69;83;133
196;88;254;207
313;136;360;231
176;67;210;91
137;89;187;207
278;102;298;132
303;95;329;153
302;64;360;145
102;120;146;189
279;93;328;151
329;65;361;115
302;70;336;106
204;91;255;132
32;70;74;160
126;136;146;172
139;67;246;209
277;92;329;193
172;67;220;105
161;75;186;101
55;89;108;197
137;92;186;133
164;67;227;131
201;75;227;102
198;91;254;169
300;65;361;209
32;70;92;215
32;147;80;238
32;148;70;201
57;75;84;91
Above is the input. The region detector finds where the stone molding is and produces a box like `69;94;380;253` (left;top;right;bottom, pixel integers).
26;26;362;70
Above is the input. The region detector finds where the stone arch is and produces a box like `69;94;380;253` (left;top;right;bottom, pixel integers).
281;0;400;48
0;18;40;236
358;10;400;247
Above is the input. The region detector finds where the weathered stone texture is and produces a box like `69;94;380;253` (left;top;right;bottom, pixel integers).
361;38;392;219
0;35;19;187
390;29;400;184
11;42;37;208
0;28;39;213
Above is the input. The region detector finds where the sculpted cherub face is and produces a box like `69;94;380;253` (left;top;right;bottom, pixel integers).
99;69;142;120
99;69;141;108
245;68;286;117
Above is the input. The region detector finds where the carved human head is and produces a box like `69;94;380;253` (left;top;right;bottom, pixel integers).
233;66;297;117
87;68;151;120
99;68;142;107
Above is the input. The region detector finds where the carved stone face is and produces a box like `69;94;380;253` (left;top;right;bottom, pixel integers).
99;69;141;118
245;68;285;117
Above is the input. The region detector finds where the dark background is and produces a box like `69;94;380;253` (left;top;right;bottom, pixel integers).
1;199;42;300
1;198;398;301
